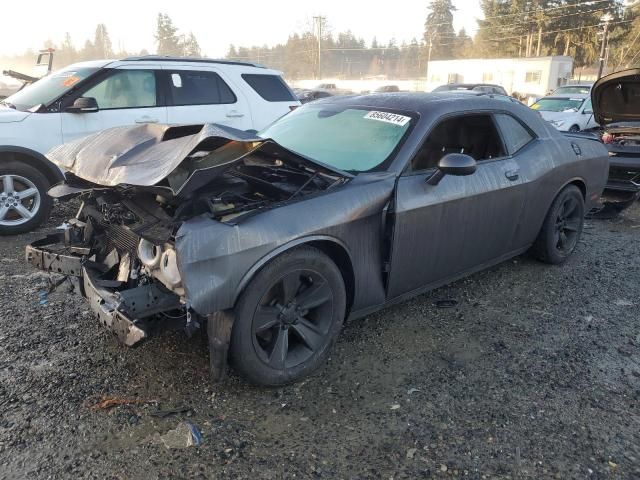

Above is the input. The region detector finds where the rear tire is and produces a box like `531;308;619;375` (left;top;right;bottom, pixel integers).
230;246;346;386
0;162;52;235
530;185;584;264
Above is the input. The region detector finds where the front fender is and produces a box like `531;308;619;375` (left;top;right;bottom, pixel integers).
233;234;353;305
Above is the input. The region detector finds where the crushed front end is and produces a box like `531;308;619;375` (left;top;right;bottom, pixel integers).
26;187;187;346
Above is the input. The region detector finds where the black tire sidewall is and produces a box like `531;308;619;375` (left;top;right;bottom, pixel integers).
0;162;52;235
541;186;584;264
230;246;346;386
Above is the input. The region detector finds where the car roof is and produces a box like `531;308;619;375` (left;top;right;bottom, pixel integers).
316;92;525;115
445;83;503;88
121;55;265;68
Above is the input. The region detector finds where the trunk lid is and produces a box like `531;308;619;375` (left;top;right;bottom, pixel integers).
592;68;640;125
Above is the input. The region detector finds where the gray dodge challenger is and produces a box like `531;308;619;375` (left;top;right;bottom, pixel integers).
26;93;609;385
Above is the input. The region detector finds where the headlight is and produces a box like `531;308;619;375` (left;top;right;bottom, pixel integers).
550;120;565;128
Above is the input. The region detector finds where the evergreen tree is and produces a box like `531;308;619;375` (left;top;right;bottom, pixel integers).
424;0;457;60
155;13;181;55
93;24;113;58
182;32;201;57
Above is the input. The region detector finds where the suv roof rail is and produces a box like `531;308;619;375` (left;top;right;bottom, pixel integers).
121;55;265;68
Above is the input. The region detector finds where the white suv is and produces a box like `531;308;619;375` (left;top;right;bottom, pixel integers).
0;56;300;234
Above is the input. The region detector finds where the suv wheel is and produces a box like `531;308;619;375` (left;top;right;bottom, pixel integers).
230;246;346;386
0;162;52;235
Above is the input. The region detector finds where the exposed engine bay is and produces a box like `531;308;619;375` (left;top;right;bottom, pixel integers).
27;128;348;346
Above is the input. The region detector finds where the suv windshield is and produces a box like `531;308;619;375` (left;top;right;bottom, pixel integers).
259;104;413;172
3;66;98;111
531;97;585;112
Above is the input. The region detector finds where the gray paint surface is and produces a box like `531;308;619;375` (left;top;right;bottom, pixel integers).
34;93;609;324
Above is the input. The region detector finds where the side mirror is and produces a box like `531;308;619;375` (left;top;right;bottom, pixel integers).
66;97;99;113
427;153;477;185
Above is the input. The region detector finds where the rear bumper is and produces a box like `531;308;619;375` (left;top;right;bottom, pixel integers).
606;153;640;192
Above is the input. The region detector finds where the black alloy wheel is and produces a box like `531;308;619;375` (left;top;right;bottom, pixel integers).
553;194;582;254
530;184;584;264
252;269;334;370
230;246;346;386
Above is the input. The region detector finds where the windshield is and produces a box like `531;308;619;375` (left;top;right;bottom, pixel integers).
258;104;413;172
531;97;585;112
3;66;98;111
553;86;591;95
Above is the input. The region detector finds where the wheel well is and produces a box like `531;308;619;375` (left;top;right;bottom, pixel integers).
0;151;62;186
569;179;586;199
307;240;355;315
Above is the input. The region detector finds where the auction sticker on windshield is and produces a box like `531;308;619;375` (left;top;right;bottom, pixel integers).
364;111;411;126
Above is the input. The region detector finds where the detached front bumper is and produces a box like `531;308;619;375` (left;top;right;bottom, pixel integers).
26;234;183;347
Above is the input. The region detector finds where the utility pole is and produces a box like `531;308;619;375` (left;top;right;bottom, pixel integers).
313;16;325;80
598;13;613;79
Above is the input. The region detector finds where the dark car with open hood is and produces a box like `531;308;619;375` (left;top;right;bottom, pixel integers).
26;93;609;385
591;69;640;209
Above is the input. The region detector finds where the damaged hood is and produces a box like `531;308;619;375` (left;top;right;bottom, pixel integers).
591;68;640;125
47;123;349;196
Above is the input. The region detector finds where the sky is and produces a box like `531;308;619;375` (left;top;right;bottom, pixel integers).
0;0;484;58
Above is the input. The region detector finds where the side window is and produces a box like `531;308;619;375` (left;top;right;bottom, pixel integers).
583;99;593;114
241;74;297;102
168;70;236;106
83;70;156;109
410;114;506;172
494;114;535;155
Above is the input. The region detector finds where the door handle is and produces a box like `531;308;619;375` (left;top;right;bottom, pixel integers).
135;116;159;123
505;169;519;181
226;111;245;118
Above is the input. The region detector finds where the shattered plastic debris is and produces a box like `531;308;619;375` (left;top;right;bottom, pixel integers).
434;299;458;308
159;421;203;449
407;388;421;395
390;404;401;410
38;290;48;306
150;406;191;418
614;299;633;306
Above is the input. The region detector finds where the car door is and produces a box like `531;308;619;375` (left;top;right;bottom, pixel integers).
60;66;167;143
161;67;251;130
387;112;527;299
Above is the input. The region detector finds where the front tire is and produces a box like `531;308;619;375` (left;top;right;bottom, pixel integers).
230;246;346;386
568;125;580;133
530;185;584;264
0;162;52;235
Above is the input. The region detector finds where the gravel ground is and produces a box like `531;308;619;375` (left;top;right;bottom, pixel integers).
0;201;639;480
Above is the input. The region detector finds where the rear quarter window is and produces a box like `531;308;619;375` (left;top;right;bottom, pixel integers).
241;74;296;102
495;113;535;155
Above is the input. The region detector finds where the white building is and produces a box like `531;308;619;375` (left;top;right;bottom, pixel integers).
425;56;574;97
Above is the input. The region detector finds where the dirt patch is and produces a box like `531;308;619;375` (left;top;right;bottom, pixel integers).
0;202;639;479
